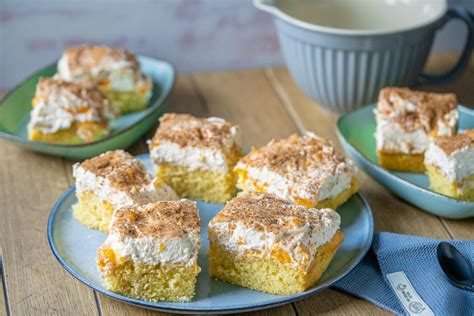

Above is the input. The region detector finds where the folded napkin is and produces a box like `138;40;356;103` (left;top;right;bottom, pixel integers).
334;232;474;315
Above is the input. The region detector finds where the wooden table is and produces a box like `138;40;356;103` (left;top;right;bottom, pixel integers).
1;54;473;316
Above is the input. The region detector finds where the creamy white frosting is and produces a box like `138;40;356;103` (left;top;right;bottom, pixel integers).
375;108;458;154
424;143;474;184
375;117;430;154
105;231;200;266
28;93;115;134
236;164;353;203
149;117;241;173
209;208;340;270
29;98;77;134
58;54;147;92
150;141;229;173
73;164;178;210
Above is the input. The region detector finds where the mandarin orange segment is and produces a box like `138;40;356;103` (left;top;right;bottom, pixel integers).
294;197;314;208
271;247;291;264
97;247;117;268
31;96;42;107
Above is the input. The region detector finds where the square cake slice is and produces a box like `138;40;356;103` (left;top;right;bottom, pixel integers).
97;200;201;302
235;132;357;209
28;77;117;144
57;45;152;113
208;192;343;295
73;150;178;232
375;87;458;172
148;113;241;204
424;129;474;201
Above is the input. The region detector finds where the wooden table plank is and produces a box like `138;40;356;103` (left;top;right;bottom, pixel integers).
0;140;98;315
191;70;298;146
0;248;8;316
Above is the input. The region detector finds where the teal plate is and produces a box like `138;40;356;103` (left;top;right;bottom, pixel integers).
337;104;474;219
48;154;374;314
0;56;175;160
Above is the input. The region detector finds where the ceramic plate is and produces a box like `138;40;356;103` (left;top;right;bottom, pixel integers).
0;56;174;160
337;104;474;219
48;154;374;314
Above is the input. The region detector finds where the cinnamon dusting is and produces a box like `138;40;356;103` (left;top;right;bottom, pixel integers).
80;150;151;191
210;192;340;234
110;200;200;238
377;87;457;133
435;129;474;155
150;113;239;150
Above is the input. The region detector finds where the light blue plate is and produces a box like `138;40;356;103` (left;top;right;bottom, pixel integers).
47;154;374;314
0;56;174;160
337;104;474;219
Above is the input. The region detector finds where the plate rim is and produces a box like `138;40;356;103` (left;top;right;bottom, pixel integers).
336;104;474;208
47;160;374;314
0;55;175;148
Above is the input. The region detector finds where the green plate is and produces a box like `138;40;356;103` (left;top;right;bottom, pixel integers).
0;56;175;160
337;104;474;219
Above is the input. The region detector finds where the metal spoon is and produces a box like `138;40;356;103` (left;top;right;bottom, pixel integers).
437;242;474;292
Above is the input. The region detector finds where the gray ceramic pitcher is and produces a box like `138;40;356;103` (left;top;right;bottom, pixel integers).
255;0;474;112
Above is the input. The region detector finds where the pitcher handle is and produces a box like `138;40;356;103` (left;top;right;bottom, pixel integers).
418;6;474;84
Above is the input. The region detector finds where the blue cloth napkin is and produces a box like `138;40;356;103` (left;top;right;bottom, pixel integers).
334;232;474;315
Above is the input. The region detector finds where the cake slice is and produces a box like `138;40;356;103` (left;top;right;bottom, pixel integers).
208;192;343;295
28;77;117;144
424;129;474;201
73;150;178;232
375;87;458;172
97;200;201;302
56;45;152;113
235;132;357;209
148;113;241;204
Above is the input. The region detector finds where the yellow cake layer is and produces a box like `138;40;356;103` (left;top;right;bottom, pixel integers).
102;89;151;114
155;147;240;204
97;247;199;302
236;170;358;209
377;151;425;172
28;121;109;144
209;230;344;295
73;191;115;233
425;164;474;201
315;179;359;209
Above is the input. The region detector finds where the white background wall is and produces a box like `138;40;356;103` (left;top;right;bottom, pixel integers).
1;0;473;90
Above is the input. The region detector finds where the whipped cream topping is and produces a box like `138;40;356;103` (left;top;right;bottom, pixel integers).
149;115;241;173
375;111;458;154
375;87;458;154
375;117;430;154
57;46;151;92
99;200;200;267
235;132;356;205
425;141;474;186
105;231;200;266
73;163;178;210
209;194;341;271
28;78;117;134
237;164;353;202
149;141;230;173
